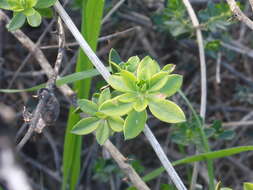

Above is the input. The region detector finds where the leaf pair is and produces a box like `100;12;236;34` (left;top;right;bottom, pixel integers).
0;0;56;31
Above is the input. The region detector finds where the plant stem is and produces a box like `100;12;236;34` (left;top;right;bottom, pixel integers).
178;90;215;189
54;1;187;189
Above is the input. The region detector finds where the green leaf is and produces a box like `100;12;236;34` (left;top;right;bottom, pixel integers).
99;98;133;116
71;117;101;135
125;56;140;73
149;99;185;123
133;97;148;112
98;88;111;106
96;120;110;145
23;7;35;16
143;146;253;182
109;48;122;65
6;0;23;11
143;167;165;182
117;92;137;103
148;72;169;92
137;56;160;80
76;99;98;115
107;116;124;132
120;70;137;91
0;68;101;93
24;0;38;8
244;183;253;190
7;13;26;31
0;0;11;9
124;110;147;140
109;48;123;73
109;75;134;92
162;64;176;73
160;74;183;97
27;10;41;27
36;7;53;18
62;0;105;189
35;0;56;8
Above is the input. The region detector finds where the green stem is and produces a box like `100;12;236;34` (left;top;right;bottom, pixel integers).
61;1;104;189
178;90;215;190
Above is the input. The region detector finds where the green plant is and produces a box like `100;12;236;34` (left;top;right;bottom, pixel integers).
71;49;185;143
62;0;104;190
0;0;55;30
215;181;253;190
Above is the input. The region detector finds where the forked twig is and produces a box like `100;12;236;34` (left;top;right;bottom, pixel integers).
0;10;149;190
17;17;64;150
54;1;187;189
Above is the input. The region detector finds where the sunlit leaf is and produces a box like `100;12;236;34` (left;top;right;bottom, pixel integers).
149;99;185;123
76;99;98;115
7;13;26;31
99;98;133;116
98;88;111;106
118;92;137;103
107;116;124;132
35;0;56;8
96;120;110;145
124;110;147;139
120;70;137;91
109;75;134;92
133;97;148;112
162;64;175;73
148;72;168;92
244;183;253;190
72;117;101;135
137;56;160;80
27;10;41;27
160;74;183;97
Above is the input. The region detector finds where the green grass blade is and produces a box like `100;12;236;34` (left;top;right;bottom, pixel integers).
143;146;253;182
62;0;104;190
0;68;101;93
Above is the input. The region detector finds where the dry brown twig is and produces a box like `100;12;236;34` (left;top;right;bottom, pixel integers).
0;10;149;190
17;17;64;150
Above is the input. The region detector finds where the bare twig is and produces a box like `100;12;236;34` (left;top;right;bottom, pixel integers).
181;0;207;119
1;8;149;190
226;0;253;30
216;52;221;84
103;140;150;190
17;18;64;150
40;27;138;49
54;1;187;189
102;0;126;24
143;126;187;190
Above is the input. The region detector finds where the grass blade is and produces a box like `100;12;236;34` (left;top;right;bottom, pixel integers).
0;68;101;93
143;146;253;182
62;0;104;189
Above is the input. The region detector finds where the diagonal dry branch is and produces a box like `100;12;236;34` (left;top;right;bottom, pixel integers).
0;10;150;190
54;1;187;189
226;0;253;30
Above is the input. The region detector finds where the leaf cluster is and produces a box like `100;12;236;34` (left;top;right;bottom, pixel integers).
171;118;234;146
0;0;56;31
71;49;185;144
153;0;233;51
